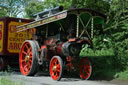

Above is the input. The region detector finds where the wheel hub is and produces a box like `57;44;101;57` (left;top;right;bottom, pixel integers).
25;55;30;63
53;66;57;72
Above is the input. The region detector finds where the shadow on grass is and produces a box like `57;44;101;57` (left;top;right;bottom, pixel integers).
88;56;120;81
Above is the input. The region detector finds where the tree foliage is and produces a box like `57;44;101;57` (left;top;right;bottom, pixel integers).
24;0;44;18
24;0;72;18
71;0;110;13
104;0;128;69
0;0;28;17
0;6;7;17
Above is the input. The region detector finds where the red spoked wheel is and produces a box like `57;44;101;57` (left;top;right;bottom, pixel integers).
50;56;63;81
0;57;4;71
79;58;92;80
19;40;39;76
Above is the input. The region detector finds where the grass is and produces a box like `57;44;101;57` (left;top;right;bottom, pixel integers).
114;69;128;80
0;72;23;85
0;76;23;85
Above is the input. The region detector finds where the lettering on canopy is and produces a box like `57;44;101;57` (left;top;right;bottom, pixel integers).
16;11;67;32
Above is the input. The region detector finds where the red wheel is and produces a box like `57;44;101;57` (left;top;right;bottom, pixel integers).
50;56;63;81
79;58;92;80
19;40;39;76
0;57;4;71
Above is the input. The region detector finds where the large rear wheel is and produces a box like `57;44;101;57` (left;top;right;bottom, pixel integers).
79;57;92;80
19;40;39;76
50;56;63;81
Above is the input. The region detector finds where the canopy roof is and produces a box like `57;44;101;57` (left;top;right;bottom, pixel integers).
16;8;106;32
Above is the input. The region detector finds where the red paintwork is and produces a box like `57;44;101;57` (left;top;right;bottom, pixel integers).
41;46;47;49
68;38;77;42
50;56;61;80
43;37;64;60
44;37;56;46
79;58;92;80
19;41;32;75
66;56;73;71
56;43;64;56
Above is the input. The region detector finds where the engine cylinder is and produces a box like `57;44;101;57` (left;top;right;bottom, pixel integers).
62;42;81;57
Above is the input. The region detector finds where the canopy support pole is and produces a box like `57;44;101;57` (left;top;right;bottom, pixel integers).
76;15;79;38
91;17;94;39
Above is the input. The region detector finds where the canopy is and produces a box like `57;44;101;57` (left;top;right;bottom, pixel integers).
16;8;106;32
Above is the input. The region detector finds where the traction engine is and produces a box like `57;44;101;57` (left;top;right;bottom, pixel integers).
17;6;106;80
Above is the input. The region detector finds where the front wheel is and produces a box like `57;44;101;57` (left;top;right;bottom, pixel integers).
50;56;63;81
79;57;92;80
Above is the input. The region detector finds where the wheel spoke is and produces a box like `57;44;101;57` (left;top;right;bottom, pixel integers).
24;64;29;72
56;72;60;77
24;44;29;50
56;64;60;67
27;62;31;68
29;59;32;63
22;50;27;55
56;67;60;72
54;59;57;65
55;72;59;77
51;61;54;66
56;64;60;72
25;44;29;50
53;72;57;78
29;52;32;58
27;48;31;53
21;59;26;63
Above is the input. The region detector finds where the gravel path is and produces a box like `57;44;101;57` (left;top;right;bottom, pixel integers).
0;72;127;85
10;75;116;85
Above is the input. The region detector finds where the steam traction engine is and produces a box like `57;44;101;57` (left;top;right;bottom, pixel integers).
16;6;106;80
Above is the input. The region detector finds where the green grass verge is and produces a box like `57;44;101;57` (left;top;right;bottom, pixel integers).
0;77;23;85
114;69;128;80
0;72;23;85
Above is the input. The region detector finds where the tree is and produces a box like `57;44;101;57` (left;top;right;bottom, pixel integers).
104;0;128;70
0;0;29;17
0;5;7;17
24;0;45;18
42;0;72;9
71;0;110;13
24;0;72;18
